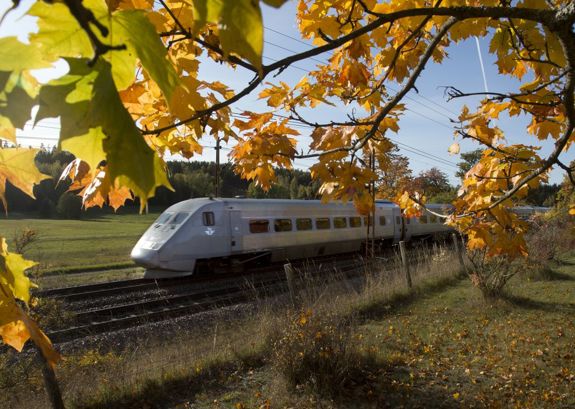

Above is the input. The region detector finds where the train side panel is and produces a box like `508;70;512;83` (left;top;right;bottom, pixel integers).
131;198;458;279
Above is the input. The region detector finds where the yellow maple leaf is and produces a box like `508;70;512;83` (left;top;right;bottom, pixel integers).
259;81;290;108
0;147;50;212
0;238;60;367
396;191;424;218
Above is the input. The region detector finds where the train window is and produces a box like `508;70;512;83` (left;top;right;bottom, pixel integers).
334;217;347;228
363;217;372;227
419;215;428;224
430;215;438;223
274;219;293;232
396;216;401;225
249;219;269;233
379;216;386;226
349;217;361;228
296;218;312;231
316;218;331;230
169;212;189;225
155;213;173;225
202;212;215;226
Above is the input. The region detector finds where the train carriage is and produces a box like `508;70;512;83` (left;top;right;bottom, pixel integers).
131;197;453;278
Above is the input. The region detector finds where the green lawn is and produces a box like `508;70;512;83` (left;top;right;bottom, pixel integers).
0;213;159;272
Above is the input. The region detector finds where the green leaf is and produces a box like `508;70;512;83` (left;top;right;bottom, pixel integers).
192;0;264;71
91;60;172;207
0;148;51;211
36;60;104;171
0;38;52;71
0;71;39;142
37;58;171;208
28;1;96;60
29;0;135;90
29;1;179;94
114;10;179;100
60;128;107;173
0;81;36;130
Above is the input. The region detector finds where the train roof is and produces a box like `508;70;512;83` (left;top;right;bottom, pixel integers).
163;197;402;213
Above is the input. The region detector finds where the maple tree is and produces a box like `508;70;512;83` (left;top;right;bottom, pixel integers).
1;0;575;363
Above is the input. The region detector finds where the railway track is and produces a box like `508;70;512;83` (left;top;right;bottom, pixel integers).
47;274;287;343
44;255;374;344
34;253;369;301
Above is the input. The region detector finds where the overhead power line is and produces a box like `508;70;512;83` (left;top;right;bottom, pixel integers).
231;110;459;171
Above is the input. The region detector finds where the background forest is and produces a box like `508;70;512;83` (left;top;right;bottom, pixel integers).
3;147;560;219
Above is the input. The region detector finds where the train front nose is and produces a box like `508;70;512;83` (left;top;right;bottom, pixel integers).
131;243;160;268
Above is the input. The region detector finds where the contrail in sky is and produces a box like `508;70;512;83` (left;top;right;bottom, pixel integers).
475;37;489;93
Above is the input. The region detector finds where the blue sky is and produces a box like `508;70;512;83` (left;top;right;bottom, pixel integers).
1;1;572;185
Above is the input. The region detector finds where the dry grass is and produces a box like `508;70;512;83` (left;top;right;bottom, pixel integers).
12;248;570;408
2;241;466;409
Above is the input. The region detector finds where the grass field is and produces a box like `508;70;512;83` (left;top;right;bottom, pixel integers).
57;253;574;409
3;243;575;408
0;212;159;273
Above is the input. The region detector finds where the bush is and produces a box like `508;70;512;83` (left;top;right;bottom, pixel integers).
467;250;520;300
57;192;83;219
272;310;377;398
12;227;38;254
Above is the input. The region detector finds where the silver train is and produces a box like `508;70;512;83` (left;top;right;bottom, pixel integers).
131;198;454;278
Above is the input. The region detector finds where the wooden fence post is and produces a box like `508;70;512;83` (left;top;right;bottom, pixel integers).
38;349;65;409
399;241;412;289
452;233;466;272
284;263;297;305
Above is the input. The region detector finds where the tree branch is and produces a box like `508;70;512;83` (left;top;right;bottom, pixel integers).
62;0;126;65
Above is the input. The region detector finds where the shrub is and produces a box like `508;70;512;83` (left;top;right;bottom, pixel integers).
272;310;377;398
12;227;38;254
526;216;562;262
467;250;520;300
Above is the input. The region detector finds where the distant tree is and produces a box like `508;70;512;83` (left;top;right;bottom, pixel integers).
456;149;483;180
413;168;452;198
289;177;299;199
376;149;413;200
428;188;458;204
56;193;82;219
551;164;575;218
525;184;560;207
247;174;291;199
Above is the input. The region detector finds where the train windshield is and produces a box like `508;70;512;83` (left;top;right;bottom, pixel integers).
154;212;173;225
168;212;189;225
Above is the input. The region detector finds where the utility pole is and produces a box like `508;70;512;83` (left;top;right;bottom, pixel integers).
214;137;220;197
371;148;376;257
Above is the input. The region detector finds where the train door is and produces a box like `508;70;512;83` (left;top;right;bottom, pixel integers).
228;210;242;254
402;216;412;242
392;207;402;243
